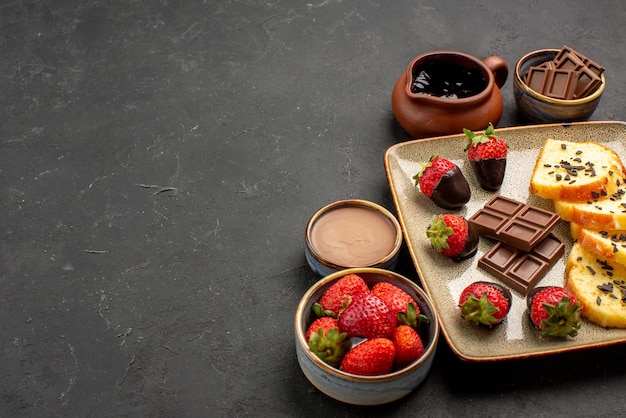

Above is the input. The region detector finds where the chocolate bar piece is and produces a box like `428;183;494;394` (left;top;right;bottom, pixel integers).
524;67;579;99
555;45;605;76
525;66;549;93
537;61;556;70
468;195;560;252
544;68;579;99
524;66;580;100
522;61;556;87
573;65;602;99
554;47;603;98
583;59;605;77
478;234;565;294
554;49;586;72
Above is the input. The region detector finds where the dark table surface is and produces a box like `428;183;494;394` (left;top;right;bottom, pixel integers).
2;1;626;416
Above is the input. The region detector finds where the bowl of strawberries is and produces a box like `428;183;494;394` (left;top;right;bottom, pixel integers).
294;268;439;405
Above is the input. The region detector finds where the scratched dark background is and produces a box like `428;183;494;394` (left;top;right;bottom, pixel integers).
1;1;625;416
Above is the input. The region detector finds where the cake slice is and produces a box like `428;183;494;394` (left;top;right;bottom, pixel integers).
530;138;626;202
565;243;626;328
553;189;626;231
570;223;626;269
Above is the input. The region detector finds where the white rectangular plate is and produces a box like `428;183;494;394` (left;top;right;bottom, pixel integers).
384;121;626;361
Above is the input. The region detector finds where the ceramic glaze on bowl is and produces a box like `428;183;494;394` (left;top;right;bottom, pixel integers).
294;268;439;405
513;49;605;123
304;200;402;276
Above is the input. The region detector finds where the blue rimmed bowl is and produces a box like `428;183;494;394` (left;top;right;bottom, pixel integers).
304;200;403;277
294;268;439;405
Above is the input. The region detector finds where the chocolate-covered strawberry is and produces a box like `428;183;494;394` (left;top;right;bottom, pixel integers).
426;214;478;262
413;155;471;209
463;123;508;191
458;281;512;326
527;286;582;338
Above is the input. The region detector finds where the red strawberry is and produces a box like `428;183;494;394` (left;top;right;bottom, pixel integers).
315;273;369;317
412;155;471;209
338;293;396;339
340;338;396;376
392;325;424;369
308;325;350;368
304;317;340;342
459;281;512;326
464;123;508;191
527;286;582;338
426;214;479;261
398;302;430;330
371;281;418;320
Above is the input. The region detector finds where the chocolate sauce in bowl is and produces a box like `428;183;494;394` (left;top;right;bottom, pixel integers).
411;62;487;99
309;206;397;267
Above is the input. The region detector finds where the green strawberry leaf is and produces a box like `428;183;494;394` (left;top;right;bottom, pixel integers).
313;302;336;318
426;215;454;252
460;292;499;326
412;155;437;184
464;123;496;151
538;295;582;338
398;302;430;328
462;128;476;139
308;327;349;367
484;122;495;136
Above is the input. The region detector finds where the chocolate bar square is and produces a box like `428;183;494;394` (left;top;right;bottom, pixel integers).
554;49;585;72
478;234;565;294
556;45;605;76
544;68;579;100
573;66;603;99
525;67;549;95
469;195;560;252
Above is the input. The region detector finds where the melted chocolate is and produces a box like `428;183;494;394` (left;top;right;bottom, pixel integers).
470;158;507;191
453;221;479;262
430;166;471;209
527;286;557;310
411;62;487;99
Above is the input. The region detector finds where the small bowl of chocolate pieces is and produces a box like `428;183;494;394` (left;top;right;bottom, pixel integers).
513;46;605;123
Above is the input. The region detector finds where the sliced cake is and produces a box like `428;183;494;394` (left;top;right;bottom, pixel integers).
570;223;626;269
530;138;625;202
565;243;626;328
553;188;626;231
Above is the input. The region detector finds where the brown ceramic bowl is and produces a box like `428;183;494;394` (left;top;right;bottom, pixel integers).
392;50;508;139
513;48;605;123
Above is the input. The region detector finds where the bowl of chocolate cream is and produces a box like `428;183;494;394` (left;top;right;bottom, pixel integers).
305;199;403;276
